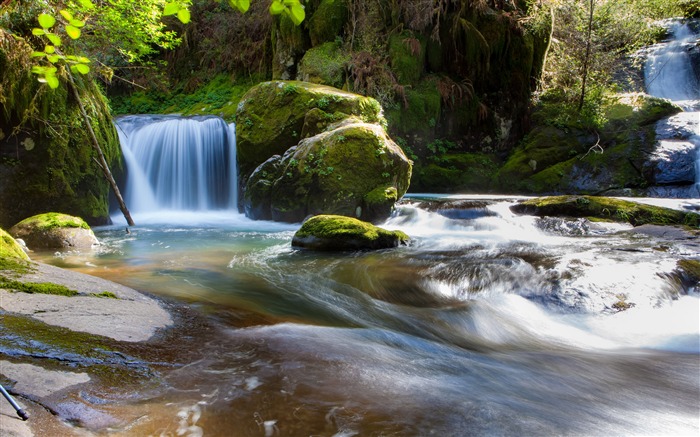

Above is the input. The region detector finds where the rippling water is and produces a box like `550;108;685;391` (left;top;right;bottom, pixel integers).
30;196;699;436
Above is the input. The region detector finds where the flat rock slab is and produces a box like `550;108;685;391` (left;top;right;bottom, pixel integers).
0;262;172;342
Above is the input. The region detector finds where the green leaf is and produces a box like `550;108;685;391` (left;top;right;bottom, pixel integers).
177;8;190;23
32;28;45;36
44;45;55;54
77;56;91;64
46;75;60;89
46;33;62;46
31;51;46;58
74;63;90;74
163;2;179;16
47;54;61;63
78;0;95;9
59;10;73;22
269;0;285;15
287;2;305;25
69;19;86;28
65;25;81;39
233;0;250;13
38;13;56;29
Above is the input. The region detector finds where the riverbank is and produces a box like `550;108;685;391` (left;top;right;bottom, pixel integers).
0;260;174;436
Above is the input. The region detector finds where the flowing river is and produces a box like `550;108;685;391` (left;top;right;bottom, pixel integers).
31;195;700;436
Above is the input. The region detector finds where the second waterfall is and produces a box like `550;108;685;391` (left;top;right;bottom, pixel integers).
115;115;238;214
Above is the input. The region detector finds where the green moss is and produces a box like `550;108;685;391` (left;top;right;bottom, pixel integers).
298;42;350;89
292;214;409;250
413;152;500;192
386;78;441;137
308;0;349;46
0;228;29;261
13;212;90;231
90;291;118;299
389;30;426;85
0;276;79;296
677;259;700;282
511;195;700;227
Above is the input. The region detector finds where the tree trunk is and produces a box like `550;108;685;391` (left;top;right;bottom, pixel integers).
66;71;135;226
578;0;594;112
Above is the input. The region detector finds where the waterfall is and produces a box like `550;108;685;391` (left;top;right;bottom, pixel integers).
644;20;700;196
115;115;237;214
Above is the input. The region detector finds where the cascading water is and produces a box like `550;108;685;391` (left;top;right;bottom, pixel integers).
644;20;700;196
115;115;238;216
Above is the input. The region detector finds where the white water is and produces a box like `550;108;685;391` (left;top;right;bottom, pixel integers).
115;115;238;216
645;20;700;193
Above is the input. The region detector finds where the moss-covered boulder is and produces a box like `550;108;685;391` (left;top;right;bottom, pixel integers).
496;93;682;194
237;80;411;222
412;152;500;193
244;118;412;223
292;214;409;251
0;28;122;229
9;213;99;250
297;42;350;89
510;196;700;227
307;0;349;46
1;227;29;261
235;80;386;180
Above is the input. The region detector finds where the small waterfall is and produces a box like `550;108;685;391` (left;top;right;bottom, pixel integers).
116;115;237;213
644;20;700;196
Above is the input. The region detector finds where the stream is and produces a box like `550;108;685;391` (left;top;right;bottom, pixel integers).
30;196;700;436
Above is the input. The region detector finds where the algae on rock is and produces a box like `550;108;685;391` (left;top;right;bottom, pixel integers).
292;214;409;251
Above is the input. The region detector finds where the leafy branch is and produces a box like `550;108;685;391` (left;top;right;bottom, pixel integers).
163;0;306;25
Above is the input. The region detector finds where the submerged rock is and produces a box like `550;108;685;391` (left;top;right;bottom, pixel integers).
9;212;99;250
510;195;700;227
292;214;409;251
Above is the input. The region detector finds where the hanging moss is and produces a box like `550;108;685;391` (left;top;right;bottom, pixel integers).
308;0;349;46
388;30;426;85
0;30;121;228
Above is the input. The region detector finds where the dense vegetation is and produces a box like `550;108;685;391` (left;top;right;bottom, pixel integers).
0;0;698;224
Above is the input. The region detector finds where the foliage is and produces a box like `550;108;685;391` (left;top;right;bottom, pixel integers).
0;275;80;296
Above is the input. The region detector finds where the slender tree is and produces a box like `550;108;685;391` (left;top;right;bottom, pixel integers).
578;0;594;112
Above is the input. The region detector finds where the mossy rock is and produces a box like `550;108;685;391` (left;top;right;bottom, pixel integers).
385;78;441;139
297;41;350;89
0;227;29;261
291;214;409;251
0;29;121;229
510;196;700;227
307;0;349;46
677;259;700;286
9;213;99;250
244;119;412;223
235;80;385;180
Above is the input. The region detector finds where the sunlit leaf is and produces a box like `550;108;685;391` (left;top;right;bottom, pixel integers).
77;56;91;64
44;45;55;54
287;2;305;25
74;63;90;74
69;19;86;28
78;0;95;10
32;28;45;36
269;0;284;15
177;8;191;23
47;54;61;63
31;51;46;58
238;0;250;13
38;13;56;29
46;75;60;89
59;10;73;22
66;25;81;39
163;2;179;16
46;33;62;46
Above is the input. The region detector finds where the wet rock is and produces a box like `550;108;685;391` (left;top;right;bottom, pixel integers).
292;214;409;251
9;212;99;250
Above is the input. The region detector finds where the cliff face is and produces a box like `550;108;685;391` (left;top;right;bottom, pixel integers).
166;0;550;162
0;29;122;228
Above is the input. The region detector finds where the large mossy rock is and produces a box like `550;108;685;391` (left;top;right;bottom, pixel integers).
496;94;682;194
9;213;99;250
510;196;700;227
237;81;412;223
0;227;29;261
292;214;409;251
0;28;122;229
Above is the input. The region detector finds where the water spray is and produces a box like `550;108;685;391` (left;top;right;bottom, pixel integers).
0;383;29;421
